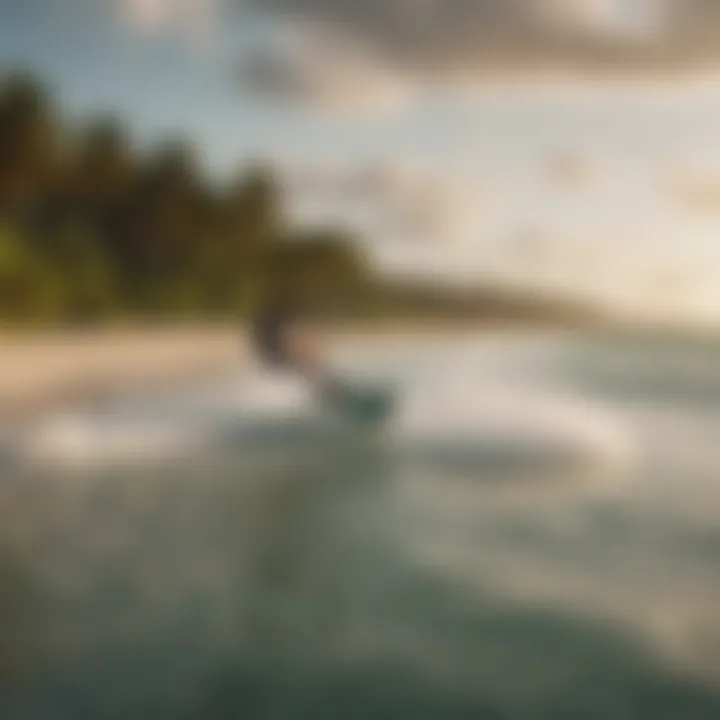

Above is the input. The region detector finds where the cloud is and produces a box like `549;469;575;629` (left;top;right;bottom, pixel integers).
239;0;676;71
121;0;220;45
282;159;488;247
238;21;413;115
665;170;720;214
123;0;173;33
543;150;602;188
534;0;666;41
232;0;720;110
114;1;720;112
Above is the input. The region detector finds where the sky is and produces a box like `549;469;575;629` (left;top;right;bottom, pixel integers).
4;0;720;324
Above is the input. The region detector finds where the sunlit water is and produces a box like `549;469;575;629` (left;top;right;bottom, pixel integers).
3;331;720;718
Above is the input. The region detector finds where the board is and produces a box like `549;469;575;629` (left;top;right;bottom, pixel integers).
342;387;396;424
320;379;397;425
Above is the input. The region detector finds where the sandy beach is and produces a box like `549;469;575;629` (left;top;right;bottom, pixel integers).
0;327;247;424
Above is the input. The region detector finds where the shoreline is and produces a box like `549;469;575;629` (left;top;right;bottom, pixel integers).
0;320;622;425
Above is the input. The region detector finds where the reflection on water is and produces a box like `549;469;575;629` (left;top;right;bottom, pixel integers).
2;332;720;718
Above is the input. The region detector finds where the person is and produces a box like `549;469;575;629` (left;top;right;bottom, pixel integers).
250;287;337;393
250;287;392;420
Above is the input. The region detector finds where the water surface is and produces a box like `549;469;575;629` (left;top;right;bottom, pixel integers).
2;331;720;718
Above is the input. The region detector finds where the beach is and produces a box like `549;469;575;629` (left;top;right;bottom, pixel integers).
0;327;247;423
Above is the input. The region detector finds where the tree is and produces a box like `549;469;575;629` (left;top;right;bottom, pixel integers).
0;222;65;324
263;227;372;315
43;220;119;323
0;72;588;327
118;138;207;306
224;163;282;255
0;74;59;217
70;119;134;224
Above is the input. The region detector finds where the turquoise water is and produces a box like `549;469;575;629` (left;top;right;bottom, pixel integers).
3;331;720;718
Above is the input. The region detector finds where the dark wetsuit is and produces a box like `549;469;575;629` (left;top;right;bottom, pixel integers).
250;302;296;369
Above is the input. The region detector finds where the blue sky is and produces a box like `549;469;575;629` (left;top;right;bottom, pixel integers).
4;0;720;324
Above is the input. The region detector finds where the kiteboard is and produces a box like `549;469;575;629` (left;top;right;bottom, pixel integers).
320;377;397;426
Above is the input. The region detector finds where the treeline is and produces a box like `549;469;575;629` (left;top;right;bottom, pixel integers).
0;73;371;326
0;73;598;328
375;282;602;326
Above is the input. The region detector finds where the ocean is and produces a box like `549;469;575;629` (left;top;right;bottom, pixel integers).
2;330;720;718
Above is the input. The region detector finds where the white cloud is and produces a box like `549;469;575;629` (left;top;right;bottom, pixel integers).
283;158;489;249
238;21;414;116
121;0;220;45
665;171;720;215
536;0;667;41
123;0;172;33
542;150;602;188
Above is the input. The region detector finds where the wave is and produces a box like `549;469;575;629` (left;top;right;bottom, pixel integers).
12;365;636;477
393;383;636;475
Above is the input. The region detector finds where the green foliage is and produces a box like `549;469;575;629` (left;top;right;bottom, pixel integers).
0;74;376;326
0;222;65;324
45;221;120;322
0;73;594;328
266;228;368;289
0;74;59;215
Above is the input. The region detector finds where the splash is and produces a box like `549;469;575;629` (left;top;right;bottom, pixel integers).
12;335;637;477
